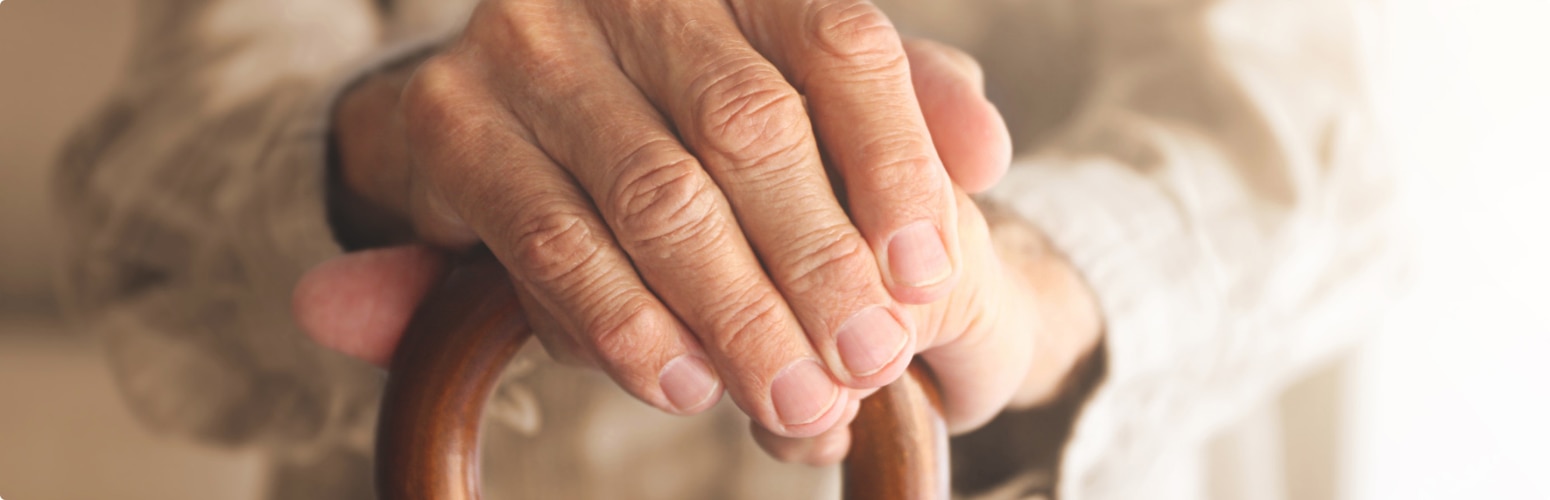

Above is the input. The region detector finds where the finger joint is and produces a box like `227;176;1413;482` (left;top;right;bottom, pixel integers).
806;1;906;68
608;141;723;254
507;212;604;288
691;59;810;167
775;225;874;299
586;296;668;374
852;134;940;196
706;286;787;358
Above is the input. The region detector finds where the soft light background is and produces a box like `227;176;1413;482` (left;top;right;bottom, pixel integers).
1351;1;1550;498
0;0;1545;498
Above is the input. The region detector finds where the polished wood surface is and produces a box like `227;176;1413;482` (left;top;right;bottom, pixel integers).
375;252;948;499
376;254;530;500
844;363;949;500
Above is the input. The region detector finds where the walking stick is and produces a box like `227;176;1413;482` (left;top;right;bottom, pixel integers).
375;251;949;499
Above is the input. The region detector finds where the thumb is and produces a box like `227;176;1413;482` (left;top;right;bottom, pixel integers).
291;244;450;367
904;38;1013;193
912;190;1038;432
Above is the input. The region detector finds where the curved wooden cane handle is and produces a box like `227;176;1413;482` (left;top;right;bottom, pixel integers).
376;253;949;499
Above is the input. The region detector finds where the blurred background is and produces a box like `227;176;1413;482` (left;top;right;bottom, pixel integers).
0;0;1545;499
0;1;264;499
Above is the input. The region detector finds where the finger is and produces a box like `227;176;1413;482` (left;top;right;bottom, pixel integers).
733;0;963;304
492;31;846;437
902;38;1012;193
510;278;595;368
589;0;915;388
401;56;722;415
289;244;589;369
751;395;862;466
914;189;1038;432
292;244;449;368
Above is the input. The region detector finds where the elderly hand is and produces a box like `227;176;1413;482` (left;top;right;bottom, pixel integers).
750;190;1104;465
300;0;1019;441
300;20;1103;461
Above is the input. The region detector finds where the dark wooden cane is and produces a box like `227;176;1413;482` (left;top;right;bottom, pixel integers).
375;252;949;499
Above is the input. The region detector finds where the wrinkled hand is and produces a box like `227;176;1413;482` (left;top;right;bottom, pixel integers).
304;0;1013;439
750;190;1104;465
297;10;1106;461
298;181;1103;466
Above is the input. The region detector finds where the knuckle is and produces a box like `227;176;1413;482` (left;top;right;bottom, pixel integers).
401;58;507;175
691;60;809;165
707;287;787;356
608;142;722;251
854;134;940;194
586;297;663;371
807;1;905;65
776;226;875;297
479;0;563;58
487;0;533;32
467;2;587;93
402;58;477;137
506;211;602;287
870;156;938;195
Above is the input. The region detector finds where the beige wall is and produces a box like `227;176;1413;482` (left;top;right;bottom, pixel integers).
0;0;132;311
0;3;264;499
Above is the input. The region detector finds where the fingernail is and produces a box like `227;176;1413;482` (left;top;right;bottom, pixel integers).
887;220;951;288
659;355;720;412
835;306;909;377
771;359;840;427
